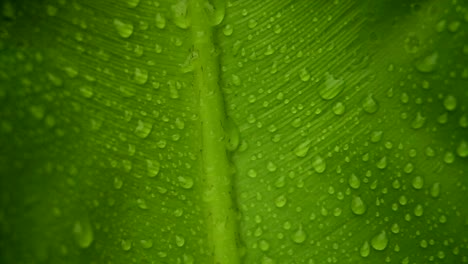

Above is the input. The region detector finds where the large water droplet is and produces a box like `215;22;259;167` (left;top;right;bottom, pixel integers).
146;159;160;177
411;176;424;190
351;196;366;215
291;225;307;244
362;95;379;114
312;155;326;173
443;95;457;111
360;241;370;257
415;52;438;73
113;18;134;38
319;73;344;100
171;0;190;29
371;231;388;251
456;140;468;158
293;140;310;157
73;217;94;248
134;120;152;138
348;174;360;189
175;235;185;247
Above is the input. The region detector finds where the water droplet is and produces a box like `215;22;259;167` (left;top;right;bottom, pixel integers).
140;239;153;249
411;176;424;190
126;0;140;8
178;176;194;189
391;223;400;234
171;0;190;29
415;52;438;73
299;68;310;82
351;196;366;215
175;235;185;247
247;169;257;178
73;217;94;248
207;0;225;25
247;19;257;29
319;73;344;100
371;230;388;251
223;24;233;36
146;159;160;177
275;195;287;208
348;174;360;189
376;156;387;169
134;120;152;139
360;241;370;257
456;140;468;158
46;5;58;16
266;161;277;172
113;18;134;38
259;239;270;251
114;177;123;189
291;225;307;244
414;204;424;216
137;198;148;209
312;155;326;173
155;13;166;29
443;95;457;111
134;68;148;85
362;95;379;114
79;86;94;98
225;118;240;152
332;102;345;115
121;239;132;251
293;140;310;157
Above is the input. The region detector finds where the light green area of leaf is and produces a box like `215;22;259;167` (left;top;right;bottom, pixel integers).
0;0;467;263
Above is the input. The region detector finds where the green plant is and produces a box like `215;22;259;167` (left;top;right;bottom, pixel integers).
0;0;467;263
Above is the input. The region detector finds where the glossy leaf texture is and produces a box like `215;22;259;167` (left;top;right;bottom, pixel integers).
0;0;468;263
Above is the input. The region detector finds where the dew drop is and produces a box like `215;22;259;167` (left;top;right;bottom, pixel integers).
371;230;388;251
134;67;148;85
319;73;344;100
443;95;457;111
155;13;166;29
312;155;326;173
299;68;310;82
171;0;190;29
275;194;287;208
113;18;134;38
113;177;123;189
126;0;140;8
140;239;153;249
79;86;94;98
360;241;370;257
362;94;379;114
348;174;360;189
376;156;387;169
291;225;307;244
146;159;160;177
175;235;185;247
134;120;152;139
73;217;94;248
223;24;233;36
137;198;148;209
415;52;438;73
121;239;132;251
293;140;310;157
456;140;468;158
351;196;367;215
411;176;424;190
178;176;194;189
332;102;345;116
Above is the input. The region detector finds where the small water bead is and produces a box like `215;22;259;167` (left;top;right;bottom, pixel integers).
146;159;160;177
360;241;370;257
73;217;94;248
134;120;152;138
178;176;194;189
332;102;345;115
175;235;185;247
348;174;360;189
351;196;367;215
371;231;388;251
430;182;441;198
370;131;383;143
291;225;307;244
415;52;438;73
121;239;132;251
456;140;468;158
137;198;148;209
411;176;424;189
247;19;257;29
259;240;270;251
46;5;58;16
319;73;344;100
411;112;426;129
312;155;326;173
293;140;310;157
134;68;148;85
113;18;134;38
126;0;140;8
171;0;190;29
79;85;94;98
444;152;455;164
231;74;241;86
376;156;387;169
362;94;379;114
247;169;257;178
275;195;287;208
414;204;424;216
140;239;153;249
223;24;233;36
155;13;166;29
299;68;310;82
391;223;400;234
443;95;457;111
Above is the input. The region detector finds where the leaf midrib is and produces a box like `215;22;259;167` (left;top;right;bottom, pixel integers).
190;1;240;263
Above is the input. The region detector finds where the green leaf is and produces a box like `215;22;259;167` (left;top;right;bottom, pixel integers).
1;0;468;263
